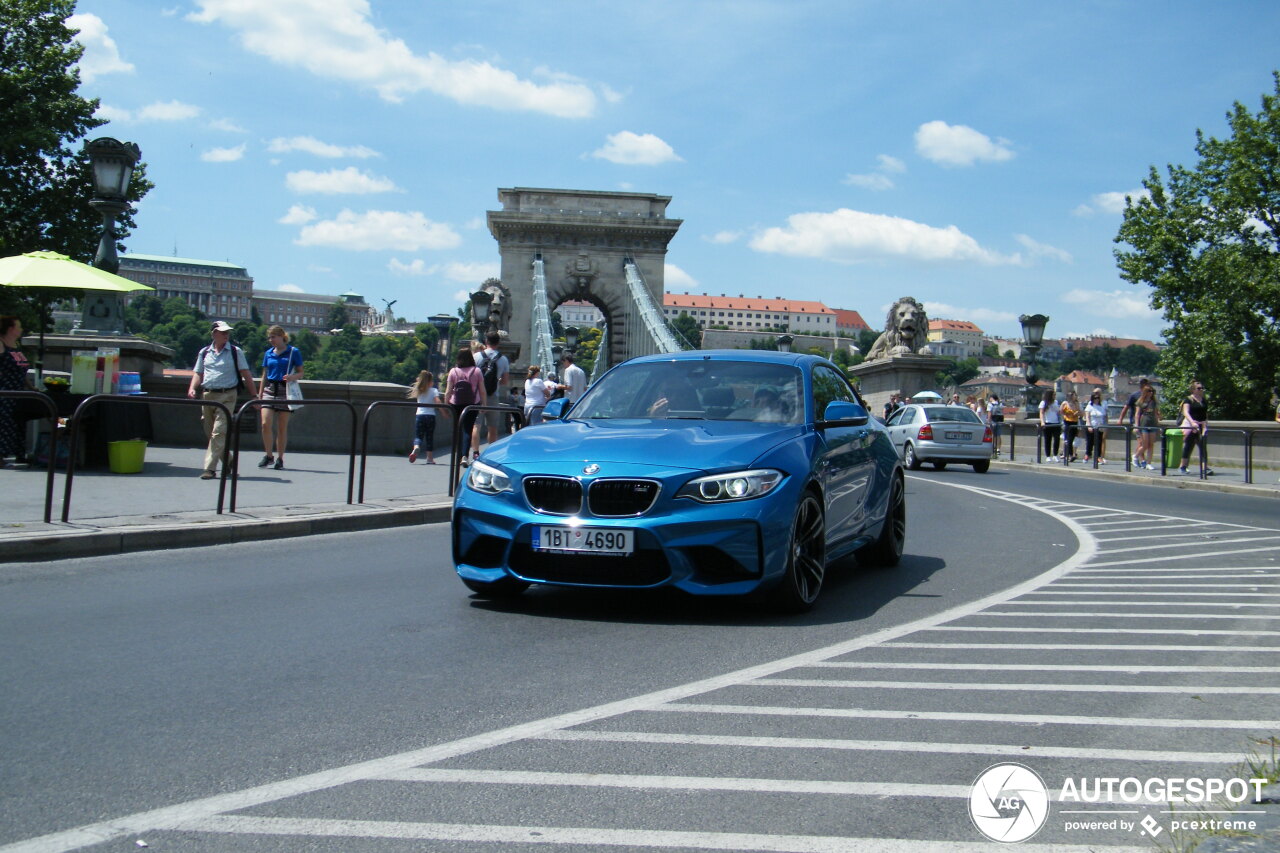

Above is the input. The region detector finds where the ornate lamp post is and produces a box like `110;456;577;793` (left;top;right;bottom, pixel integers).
564;325;579;355
469;289;494;338
428;313;457;376
776;334;793;353
82;137;140;333
1019;313;1049;417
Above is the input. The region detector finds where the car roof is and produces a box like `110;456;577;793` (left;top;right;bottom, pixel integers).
624;349;828;367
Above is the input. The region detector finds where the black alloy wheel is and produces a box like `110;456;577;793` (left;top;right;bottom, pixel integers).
858;475;905;567
772;492;826;612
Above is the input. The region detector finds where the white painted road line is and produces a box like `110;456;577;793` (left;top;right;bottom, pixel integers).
535;729;1242;763
811;661;1280;673
658;702;1280;729
175;815;1149;853
752;678;1280;694
881;641;1280;652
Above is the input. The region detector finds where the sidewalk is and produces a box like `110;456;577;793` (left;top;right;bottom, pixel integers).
4;444;1278;563
3;444;458;562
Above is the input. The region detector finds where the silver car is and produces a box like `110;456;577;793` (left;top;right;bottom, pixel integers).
884;404;993;472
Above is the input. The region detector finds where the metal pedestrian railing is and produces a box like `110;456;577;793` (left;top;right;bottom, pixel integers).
0;389;59;522
61;394;232;521
358;400;454;503
229;398;359;513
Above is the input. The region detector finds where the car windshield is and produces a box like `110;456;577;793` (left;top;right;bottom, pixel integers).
572;360;805;424
922;406;982;424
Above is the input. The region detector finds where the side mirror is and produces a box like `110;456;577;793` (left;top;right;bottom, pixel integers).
542;398;570;421
818;400;869;428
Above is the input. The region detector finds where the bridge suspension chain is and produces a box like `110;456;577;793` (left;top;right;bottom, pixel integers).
530;255;558;380
623;259;681;358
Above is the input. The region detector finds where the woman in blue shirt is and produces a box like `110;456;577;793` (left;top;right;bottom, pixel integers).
257;325;304;470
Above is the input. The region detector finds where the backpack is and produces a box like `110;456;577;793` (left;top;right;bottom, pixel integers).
198;343;245;390
479;350;501;395
451;367;477;408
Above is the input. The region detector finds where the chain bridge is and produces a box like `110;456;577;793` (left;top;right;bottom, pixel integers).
486;188;685;381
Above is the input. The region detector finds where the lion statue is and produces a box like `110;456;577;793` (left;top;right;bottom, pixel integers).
864;296;930;361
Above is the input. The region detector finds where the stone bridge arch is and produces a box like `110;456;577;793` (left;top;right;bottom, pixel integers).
487;187;682;374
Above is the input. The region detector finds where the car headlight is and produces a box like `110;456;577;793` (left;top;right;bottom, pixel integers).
467;459;512;494
676;469;783;503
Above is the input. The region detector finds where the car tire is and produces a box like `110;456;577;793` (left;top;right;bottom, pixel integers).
462;576;530;598
972;460;990;473
858;475;905;568
903;443;921;470
932;461;948;470
771;491;826;613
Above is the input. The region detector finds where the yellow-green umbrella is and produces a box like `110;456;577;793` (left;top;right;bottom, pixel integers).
0;250;154;363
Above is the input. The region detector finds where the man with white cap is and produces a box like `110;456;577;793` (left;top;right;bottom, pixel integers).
187;321;254;479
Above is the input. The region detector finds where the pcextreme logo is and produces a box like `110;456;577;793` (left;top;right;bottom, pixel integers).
969;763;1050;843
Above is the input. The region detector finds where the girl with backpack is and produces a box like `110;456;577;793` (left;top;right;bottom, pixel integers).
444;348;486;466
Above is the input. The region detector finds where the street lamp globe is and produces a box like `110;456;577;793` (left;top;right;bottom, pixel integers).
1019;314;1049;350
776;334;793;353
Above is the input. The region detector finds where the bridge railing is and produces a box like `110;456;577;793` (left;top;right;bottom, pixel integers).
530;255;558;381
623;259;681;357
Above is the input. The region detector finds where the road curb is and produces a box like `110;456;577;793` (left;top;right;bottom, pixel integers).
992;459;1280;499
4;502;455;563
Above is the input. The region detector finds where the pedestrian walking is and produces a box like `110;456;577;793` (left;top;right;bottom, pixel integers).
406;370;443;464
1118;377;1151;467
1133;383;1160;469
523;364;550;426
256;325;303;471
1083;389;1108;464
470;331;510;458
186;321;255;480
1060;391;1081;462
1178;379;1213;475
560;351;587;407
443;347;485;466
1038;389;1062;461
986;393;1004;456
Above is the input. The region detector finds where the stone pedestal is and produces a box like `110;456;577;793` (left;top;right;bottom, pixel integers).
27;333;174;376
848;354;948;415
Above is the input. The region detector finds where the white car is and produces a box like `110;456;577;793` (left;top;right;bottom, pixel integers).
884;404;994;472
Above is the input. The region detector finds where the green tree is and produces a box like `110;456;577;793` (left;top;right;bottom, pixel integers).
669;312;701;349
324;301;349;331
1115;72;1280;419
0;1;152;325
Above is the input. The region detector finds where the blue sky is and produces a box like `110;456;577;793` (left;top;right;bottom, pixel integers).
69;0;1279;343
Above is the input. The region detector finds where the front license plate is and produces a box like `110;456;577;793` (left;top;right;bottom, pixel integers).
533;526;634;555
944;431;971;441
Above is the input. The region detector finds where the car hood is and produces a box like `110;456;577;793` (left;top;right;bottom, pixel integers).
488;419;803;471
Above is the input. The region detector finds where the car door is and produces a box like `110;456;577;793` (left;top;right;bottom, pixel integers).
811;364;874;543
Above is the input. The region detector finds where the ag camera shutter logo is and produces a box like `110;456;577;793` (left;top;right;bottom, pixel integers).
969;763;1050;843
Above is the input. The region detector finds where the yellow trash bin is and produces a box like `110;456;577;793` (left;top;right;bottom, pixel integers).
107;439;147;474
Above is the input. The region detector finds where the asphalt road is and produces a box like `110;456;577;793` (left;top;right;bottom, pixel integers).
2;472;1277;851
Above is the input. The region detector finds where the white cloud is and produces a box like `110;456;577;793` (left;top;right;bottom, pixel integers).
267;136;380;159
389;259;500;281
97;100;202;123
189;0;598;117
137;100;202;122
877;154;906;173
1074;189;1151;216
750;208;1018;265
843;173;895;191
201;144;246;162
285;167;400;194
922;302;1019;326
664;263;698;289
452;289;471;304
294;209;461;251
209;118;247;133
277;205;317;225
67;14;134;82
1062;288;1157;320
844;153;907;190
464;217;486;230
591;131;682;166
277;283;304;293
915;120;1014;167
1014;234;1072;264
704;230;741;244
